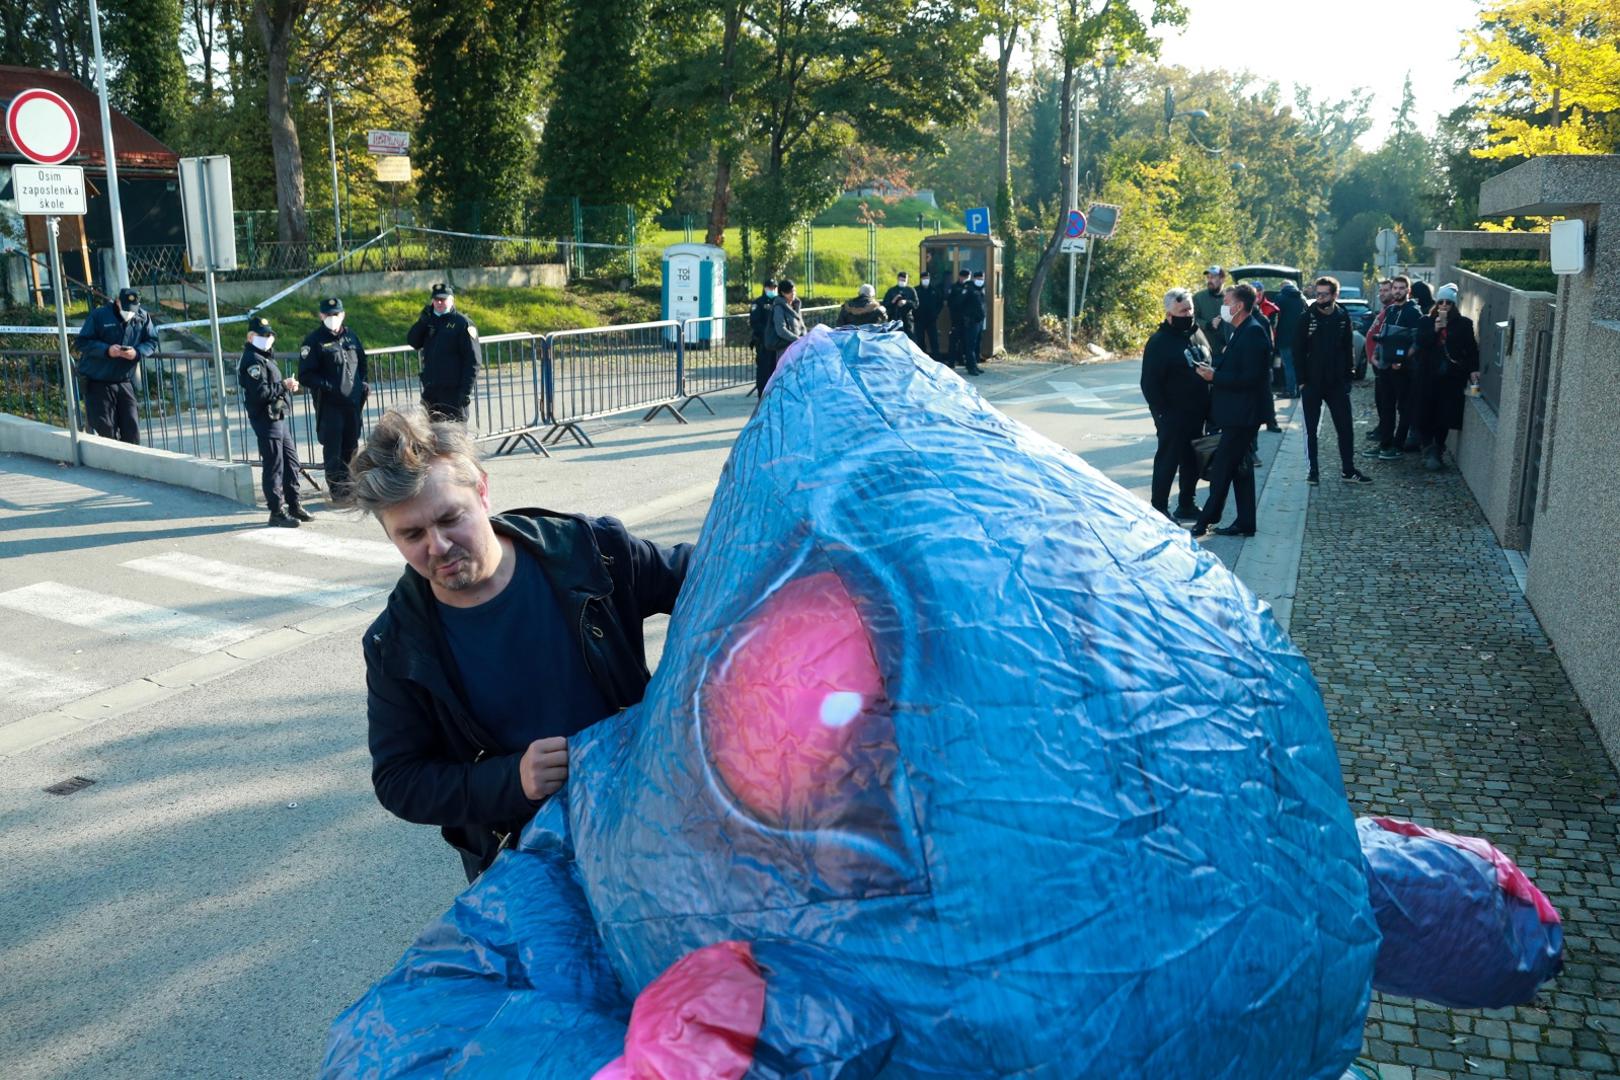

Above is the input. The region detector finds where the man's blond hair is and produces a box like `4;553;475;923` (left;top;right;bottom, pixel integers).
347;406;485;515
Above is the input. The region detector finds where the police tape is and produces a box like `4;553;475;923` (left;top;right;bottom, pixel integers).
398;225;632;251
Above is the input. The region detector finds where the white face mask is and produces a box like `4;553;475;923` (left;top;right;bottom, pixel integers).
322;314;344;332
1220;304;1234;323
249;334;274;351
118;306;137;322
973;279;985;289
919;278;930;287
765;289;777;298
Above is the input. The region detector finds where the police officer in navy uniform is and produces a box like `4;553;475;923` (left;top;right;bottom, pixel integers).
299;296;369;499
883;272;920;338
959;269;987;376
238;316;311;527
76;286;159;444
407;283;481;422
946;269;970;369
748;278;778;396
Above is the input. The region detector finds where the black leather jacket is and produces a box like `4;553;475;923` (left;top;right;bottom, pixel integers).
363;509;692;880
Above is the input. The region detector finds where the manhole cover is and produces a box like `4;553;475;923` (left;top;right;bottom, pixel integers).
44;776;96;795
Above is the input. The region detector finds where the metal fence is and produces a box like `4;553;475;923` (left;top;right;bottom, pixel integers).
4;313;852;479
544;321;684;447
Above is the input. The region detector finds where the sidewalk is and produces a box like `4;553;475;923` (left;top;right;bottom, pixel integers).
1288;382;1620;1079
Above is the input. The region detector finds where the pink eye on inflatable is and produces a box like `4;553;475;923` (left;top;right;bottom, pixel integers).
701;572;888;830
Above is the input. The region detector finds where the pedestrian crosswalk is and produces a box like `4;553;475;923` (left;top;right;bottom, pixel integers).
123;552;385;610
0;521;406;718
238;528;405;567
0;580;260;655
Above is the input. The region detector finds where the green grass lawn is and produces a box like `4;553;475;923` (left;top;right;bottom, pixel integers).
256;282;660;347
648;223;969;300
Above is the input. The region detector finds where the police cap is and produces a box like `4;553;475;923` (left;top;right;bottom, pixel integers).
249;315;274;336
320;296;344;315
430;282;454;299
117;287;140;309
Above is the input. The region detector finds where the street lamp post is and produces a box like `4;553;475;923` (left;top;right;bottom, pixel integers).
87;0;129;289
326;90;343;258
1066;53;1115;346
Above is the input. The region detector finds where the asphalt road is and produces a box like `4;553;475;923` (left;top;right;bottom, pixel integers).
0;347;1292;1079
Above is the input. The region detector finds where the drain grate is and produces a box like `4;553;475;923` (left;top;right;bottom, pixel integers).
44;776;96;796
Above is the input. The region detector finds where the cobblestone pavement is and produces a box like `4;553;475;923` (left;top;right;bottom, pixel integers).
1289;383;1620;1080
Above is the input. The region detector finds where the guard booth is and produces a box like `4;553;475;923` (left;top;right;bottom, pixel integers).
661;243;726;346
920;233;1005;360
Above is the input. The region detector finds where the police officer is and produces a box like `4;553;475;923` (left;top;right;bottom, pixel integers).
76;286;158;444
883;271;919;338
299;296;369;499
748;278;777;396
237;316;310;527
946;269;970;369
960;269;987;376
915;268;944;359
407;283;481;422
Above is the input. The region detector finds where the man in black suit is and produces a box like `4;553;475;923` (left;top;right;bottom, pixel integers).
1191;283;1270;539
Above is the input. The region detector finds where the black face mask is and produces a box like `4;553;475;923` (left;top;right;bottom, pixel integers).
1170;314;1195;333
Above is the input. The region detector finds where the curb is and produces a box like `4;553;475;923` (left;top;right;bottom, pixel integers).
1234;400;1309;632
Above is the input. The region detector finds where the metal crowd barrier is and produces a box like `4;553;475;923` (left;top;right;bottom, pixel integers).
543;320;684;448
6;310;856;479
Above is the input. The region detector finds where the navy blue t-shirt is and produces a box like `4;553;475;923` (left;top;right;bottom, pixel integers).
437;547;613;753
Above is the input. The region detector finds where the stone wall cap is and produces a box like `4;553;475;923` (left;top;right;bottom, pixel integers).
1480;155;1620;216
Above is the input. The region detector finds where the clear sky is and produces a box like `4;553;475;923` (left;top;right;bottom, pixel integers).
1152;0;1483;147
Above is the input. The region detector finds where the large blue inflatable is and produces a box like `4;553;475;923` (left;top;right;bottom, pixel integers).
323;326;1539;1077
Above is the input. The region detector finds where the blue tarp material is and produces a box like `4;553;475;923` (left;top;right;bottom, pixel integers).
1359;818;1563;1009
323;326;1380;1077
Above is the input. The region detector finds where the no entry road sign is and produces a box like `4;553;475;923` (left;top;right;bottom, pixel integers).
5;87;81;165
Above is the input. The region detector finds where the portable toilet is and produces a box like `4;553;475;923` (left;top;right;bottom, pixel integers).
661;243;726;347
919;233;1005;360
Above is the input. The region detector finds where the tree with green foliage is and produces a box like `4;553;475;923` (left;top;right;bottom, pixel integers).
105;0;189;143
1326;77;1442;268
1024;0;1186;334
411;0;549;234
1464;0;1620;158
729;0;989;274
537;0;693;236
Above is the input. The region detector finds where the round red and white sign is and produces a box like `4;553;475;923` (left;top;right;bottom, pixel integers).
5;88;81;166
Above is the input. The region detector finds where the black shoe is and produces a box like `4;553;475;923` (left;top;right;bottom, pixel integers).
268;510;300;528
1376;447;1401;460
287;504;315;522
1342;469;1373;484
1424;448;1444;471
966;366;982;376
1173;504;1202;522
1265;422;1282;434
1214;524;1256;537
1307;469;1319;486
1364;430;1380;442
1189;522;1209;538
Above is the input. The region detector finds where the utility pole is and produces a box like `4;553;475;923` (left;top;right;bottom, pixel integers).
87;0;129;288
1066;80;1080;346
326;90;343;258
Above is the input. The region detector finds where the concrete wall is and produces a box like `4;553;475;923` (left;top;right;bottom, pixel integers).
143;261;570;310
0;413;257;505
1450;271;1557;550
1479;156;1620;764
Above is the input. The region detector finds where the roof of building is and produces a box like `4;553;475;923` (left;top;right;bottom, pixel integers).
1;65;179;173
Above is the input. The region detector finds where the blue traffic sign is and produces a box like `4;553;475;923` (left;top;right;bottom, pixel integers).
1064;210;1086;239
965;207;991;235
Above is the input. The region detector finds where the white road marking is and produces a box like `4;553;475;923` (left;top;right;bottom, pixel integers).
0;650;101;707
122;553;385;610
0;581;257;655
999;379;1142;408
0;472;148;510
237;528;404;567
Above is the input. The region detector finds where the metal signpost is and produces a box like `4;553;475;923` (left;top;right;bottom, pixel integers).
1062;209;1086;345
178;155;239;461
1375;228;1399;279
6;89;88;462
